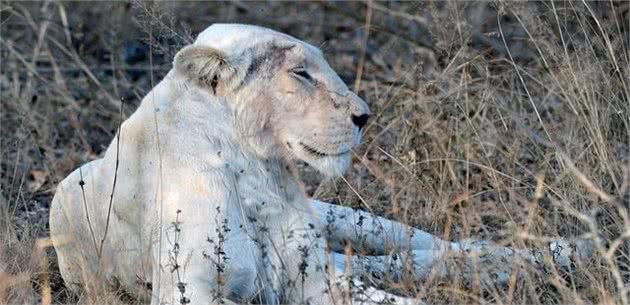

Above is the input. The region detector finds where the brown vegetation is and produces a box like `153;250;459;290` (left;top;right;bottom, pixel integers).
1;1;629;304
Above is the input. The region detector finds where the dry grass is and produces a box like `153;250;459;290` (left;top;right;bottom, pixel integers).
1;1;629;304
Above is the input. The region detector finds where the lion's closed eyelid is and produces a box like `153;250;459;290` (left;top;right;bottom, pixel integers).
290;67;313;82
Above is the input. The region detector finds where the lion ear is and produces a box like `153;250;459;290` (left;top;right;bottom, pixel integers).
173;45;247;95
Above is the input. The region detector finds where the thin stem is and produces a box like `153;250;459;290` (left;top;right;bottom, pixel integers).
98;98;124;259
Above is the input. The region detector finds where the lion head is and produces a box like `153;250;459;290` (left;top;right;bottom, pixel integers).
173;24;369;177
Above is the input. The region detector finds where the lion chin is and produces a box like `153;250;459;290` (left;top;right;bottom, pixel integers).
287;140;354;177
305;151;352;177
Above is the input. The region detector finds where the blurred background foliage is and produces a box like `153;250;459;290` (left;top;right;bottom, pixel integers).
1;1;629;304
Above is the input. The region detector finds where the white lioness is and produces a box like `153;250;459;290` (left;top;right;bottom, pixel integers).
50;23;587;305
50;24;420;305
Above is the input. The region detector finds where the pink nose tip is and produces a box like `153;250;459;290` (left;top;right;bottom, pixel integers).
351;114;369;129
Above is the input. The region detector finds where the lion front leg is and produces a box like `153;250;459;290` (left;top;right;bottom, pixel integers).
318;197;594;288
311;199;453;255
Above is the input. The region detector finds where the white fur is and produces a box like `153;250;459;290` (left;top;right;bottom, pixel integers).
49;24;416;305
313;199;593;289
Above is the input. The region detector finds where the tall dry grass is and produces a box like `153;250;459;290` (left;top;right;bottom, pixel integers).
1;1;628;304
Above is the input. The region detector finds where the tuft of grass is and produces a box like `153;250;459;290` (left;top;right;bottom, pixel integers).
1;1;628;304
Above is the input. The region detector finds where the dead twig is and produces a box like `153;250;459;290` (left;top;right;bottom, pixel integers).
98;98;124;259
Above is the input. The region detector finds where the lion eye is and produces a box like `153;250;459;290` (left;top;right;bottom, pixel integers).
291;69;312;82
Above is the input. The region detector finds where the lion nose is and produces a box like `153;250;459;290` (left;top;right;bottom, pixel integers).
351;114;369;129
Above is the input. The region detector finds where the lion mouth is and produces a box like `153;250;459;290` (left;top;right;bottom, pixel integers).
299;142;348;157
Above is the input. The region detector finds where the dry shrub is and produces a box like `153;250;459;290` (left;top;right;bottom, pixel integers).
316;2;629;304
1;1;628;304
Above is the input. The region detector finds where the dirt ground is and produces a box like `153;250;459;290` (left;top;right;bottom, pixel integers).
1;1;629;304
